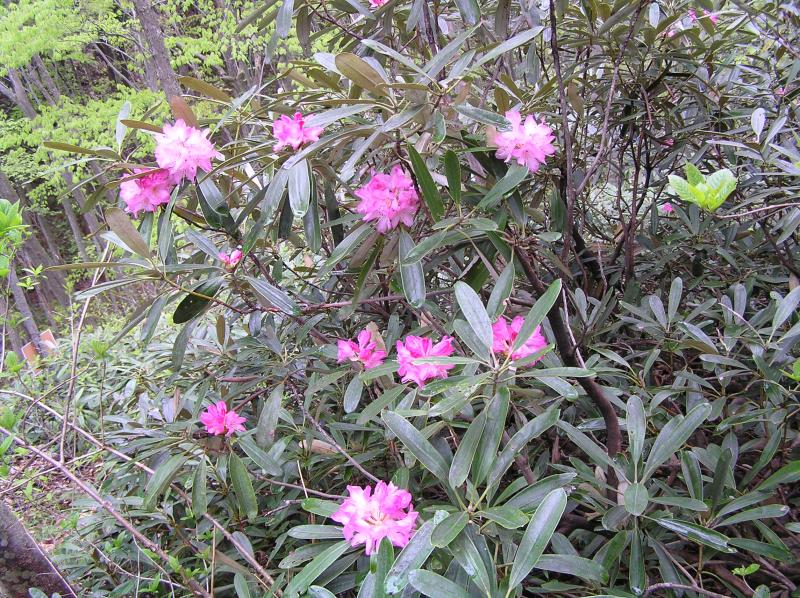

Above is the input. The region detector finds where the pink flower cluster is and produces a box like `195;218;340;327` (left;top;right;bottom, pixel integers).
689;8;718;24
368;0;388;7
661;202;675;214
355;166;420;233
492;316;548;363
273;112;324;152
200;401;246;436
331;481;418;555
397;335;455;387
338;329;387;370
219;249;243;269
155;119;223;183
490;111;556;173
120;119;222;216
119;169;172;216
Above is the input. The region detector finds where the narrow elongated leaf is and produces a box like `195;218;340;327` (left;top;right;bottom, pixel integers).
454;0;480;25
246;276;299;315
478;505;527;529
335;53;387;96
343;375;364;413
284;541;350;598
487;261;514;319
451;526;494;596
772;287;800;331
382;412;449;484
431;511;468;547
454;281;493;354
288;159;311;217
473;387;510;485
534;554;608;583
192;459;208;517
508;489;567;589
197;178;238;235
444;151;461;203
449;408;488;488
668;277;683;322
230;453;258;521
643;403;712;480
173;279;222;324
408;570;471;598
626;395;646;465
399;230;426;308
512;279;561;352
655;519;736;553
384;511;447;593
144;454;187;510
478;165;528;209
717;505;789;527
256;384;283;448
105;208;151;258
756;461;800;491
486;408;559;489
407;145;444;221
624;483;649;516
475;27;544;67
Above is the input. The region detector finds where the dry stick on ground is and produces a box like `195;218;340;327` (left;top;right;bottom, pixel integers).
0;427;210;598
514;248;622;462
2;391;283;596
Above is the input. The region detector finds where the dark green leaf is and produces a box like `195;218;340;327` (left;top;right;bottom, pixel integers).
407;145;444;221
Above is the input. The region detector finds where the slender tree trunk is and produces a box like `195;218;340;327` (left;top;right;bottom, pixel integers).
0;171;69;305
33;212;63;263
32;54;61;101
130;0;182;99
1;294;24;357
8;67;92;260
7;263;40;352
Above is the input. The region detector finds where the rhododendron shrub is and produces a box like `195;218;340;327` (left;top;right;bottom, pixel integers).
26;1;799;597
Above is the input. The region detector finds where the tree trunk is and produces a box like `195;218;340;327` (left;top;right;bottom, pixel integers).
0;171;69;305
130;0;182;99
33;212;63;264
1;294;24;357
61;170;104;254
7;263;40;352
0;503;77;598
32;54;61;101
7;66;92;260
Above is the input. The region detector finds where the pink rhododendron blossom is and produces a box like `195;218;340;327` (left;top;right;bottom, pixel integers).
337;329;387;370
688;8;697;21
354;166;420;233
368;0;388;7
704;10;718;24
272;112;323;152
661;202;675;214
492;316;548;363
120;168;173;216
199;401;246;436
663;138;675;147
489;111;556;173
331;481;418;555
155;120;222;183
396;335;455;387
219;249;243;269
